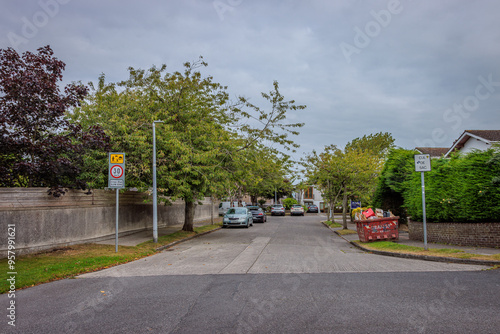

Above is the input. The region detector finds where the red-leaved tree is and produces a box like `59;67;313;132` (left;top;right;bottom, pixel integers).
0;45;109;196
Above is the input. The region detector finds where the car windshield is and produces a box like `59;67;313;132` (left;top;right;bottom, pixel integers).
272;205;283;208
247;206;259;211
292;205;302;207
227;208;246;215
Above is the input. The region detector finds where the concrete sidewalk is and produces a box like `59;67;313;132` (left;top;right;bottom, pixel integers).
96;220;221;247
330;218;500;262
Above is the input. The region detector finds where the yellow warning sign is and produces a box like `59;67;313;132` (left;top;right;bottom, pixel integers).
110;154;124;164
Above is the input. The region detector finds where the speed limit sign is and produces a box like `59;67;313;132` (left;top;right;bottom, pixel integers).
110;165;124;178
108;152;125;189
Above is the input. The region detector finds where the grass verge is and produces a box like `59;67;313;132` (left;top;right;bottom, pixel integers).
324;221;358;235
1;223;221;294
354;240;500;262
324;221;342;228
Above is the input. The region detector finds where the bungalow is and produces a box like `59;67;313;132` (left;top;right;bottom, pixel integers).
415;147;448;158
444;130;500;158
415;130;500;159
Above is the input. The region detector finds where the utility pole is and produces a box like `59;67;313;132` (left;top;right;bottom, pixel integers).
152;120;164;243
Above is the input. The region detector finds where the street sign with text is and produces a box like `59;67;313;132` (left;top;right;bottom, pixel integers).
414;154;431;172
108;152;125;189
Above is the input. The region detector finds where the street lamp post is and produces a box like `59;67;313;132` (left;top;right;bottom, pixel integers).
152;120;164;243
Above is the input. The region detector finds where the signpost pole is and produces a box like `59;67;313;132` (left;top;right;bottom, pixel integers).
415;154;430;251
152;121;163;243
115;188;119;252
421;171;428;250
108;152;125;253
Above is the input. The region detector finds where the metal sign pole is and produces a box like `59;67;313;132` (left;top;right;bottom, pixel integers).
115;188;119;253
108;152;125;253
414;154;431;251
421;171;428;250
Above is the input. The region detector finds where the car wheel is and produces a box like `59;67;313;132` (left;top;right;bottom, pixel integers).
245;220;249;228
251;219;253;226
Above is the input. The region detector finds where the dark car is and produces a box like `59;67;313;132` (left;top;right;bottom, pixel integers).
247;206;267;223
307;204;319;213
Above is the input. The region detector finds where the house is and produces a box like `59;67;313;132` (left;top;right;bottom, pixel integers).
298;185;325;211
415;147;448;158
415;130;500;159
444;130;500;158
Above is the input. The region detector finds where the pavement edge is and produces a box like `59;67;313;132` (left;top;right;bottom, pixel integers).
154;226;222;252
321;221;500;267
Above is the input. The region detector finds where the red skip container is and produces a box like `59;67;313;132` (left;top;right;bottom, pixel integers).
354;217;399;242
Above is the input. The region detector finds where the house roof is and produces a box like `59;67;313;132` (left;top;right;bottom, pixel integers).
445;130;500;157
415;147;449;157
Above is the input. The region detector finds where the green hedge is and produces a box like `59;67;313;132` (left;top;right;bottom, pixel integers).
404;149;500;222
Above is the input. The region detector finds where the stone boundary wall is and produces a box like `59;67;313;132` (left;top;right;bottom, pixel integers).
0;188;217;256
408;219;500;248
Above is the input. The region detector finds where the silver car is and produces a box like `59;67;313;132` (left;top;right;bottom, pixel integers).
223;207;254;228
271;204;285;216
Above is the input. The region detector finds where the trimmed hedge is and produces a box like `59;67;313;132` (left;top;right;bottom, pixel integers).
404;149;500;222
374;148;500;223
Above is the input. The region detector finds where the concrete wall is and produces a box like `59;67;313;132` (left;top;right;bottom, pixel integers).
408;219;500;248
0;188;217;256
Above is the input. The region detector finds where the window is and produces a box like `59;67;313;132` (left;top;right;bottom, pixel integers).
304;186;314;199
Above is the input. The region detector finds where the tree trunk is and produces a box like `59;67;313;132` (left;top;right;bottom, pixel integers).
250;195;257;205
210;196;214;225
342;185;348;229
182;200;196;232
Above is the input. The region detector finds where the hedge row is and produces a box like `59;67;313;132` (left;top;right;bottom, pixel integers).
374;148;500;223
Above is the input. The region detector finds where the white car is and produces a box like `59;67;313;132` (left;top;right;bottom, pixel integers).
290;204;304;216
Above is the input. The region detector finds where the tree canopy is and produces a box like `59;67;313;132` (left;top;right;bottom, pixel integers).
0;45;109;196
302;132;394;227
72;58;305;231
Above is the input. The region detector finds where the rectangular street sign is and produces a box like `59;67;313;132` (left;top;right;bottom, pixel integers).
108;152;125;189
414;154;431;172
110;153;124;164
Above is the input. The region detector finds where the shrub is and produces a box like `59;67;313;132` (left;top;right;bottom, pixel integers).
404;149;500;222
282;197;298;210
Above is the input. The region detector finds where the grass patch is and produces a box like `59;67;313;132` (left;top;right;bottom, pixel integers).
336;229;358;236
1;223;221;294
324;221;343;228
355;240;500;263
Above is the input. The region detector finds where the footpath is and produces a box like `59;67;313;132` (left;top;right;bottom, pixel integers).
329;216;500;267
96;219;221;247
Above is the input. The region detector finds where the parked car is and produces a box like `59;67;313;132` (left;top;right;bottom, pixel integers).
271;204;285;216
290;204;304;216
218;202;231;216
218;201;247;216
307;204;319;213
222;207;253;228
247;206;267;223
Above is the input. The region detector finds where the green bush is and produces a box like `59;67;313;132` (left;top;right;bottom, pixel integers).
404;149;500;222
373;148;417;222
282;197;298;210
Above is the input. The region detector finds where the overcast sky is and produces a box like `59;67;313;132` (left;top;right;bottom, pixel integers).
2;0;500;161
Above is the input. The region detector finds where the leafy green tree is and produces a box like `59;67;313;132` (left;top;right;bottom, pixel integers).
0;45;109;196
73;58;305;231
282;197;298;209
303;133;394;228
372;148;417;222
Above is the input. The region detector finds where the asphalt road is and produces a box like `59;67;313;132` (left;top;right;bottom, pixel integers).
2;214;499;333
